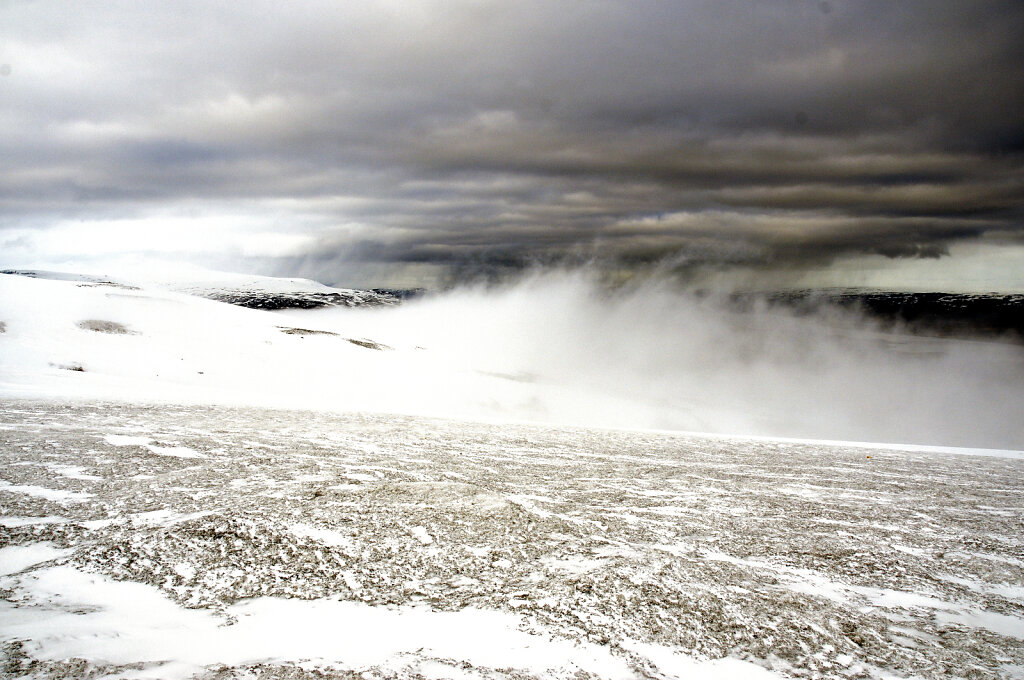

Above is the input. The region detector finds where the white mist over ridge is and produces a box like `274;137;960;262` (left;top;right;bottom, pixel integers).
1;268;1021;450
302;269;1024;449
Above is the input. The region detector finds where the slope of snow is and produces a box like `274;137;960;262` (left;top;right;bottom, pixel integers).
1;267;400;309
0;543;73;576
0;272;687;437
0;272;410;412
2;267;1022;450
2;264;343;294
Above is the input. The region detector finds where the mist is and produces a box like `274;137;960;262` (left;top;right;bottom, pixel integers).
293;268;1024;449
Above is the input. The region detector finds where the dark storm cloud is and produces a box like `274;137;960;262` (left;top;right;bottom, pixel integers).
1;0;1022;278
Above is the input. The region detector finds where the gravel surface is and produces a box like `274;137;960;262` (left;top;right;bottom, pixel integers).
1;399;1022;679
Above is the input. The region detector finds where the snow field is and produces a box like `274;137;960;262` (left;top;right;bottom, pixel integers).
3;270;1023;449
1;401;1022;679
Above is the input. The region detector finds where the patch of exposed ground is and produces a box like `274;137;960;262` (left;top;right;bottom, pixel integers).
276;327;390;350
48;363;85;372
277;327;340;337
1;400;1022;679
76;319;136;335
187;289;398;310
345;338;392;351
76;281;141;291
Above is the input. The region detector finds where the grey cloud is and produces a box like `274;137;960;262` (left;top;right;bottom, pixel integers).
1;0;1022;283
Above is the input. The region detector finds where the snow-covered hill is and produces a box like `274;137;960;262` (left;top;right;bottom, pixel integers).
1;268;1023;449
1;268;402;310
0;270;403;410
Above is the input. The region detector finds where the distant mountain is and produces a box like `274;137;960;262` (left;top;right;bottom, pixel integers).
182;286;402;310
0;269;136;288
370;287;427;301
730;289;1024;340
0;269;407;310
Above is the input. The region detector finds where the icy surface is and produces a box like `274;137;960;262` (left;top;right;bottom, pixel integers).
2;400;1023;679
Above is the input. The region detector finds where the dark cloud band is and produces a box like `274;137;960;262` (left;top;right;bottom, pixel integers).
1;0;1021;283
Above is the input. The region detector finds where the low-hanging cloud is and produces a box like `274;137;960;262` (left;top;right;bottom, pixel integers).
304;269;1024;449
1;0;1022;284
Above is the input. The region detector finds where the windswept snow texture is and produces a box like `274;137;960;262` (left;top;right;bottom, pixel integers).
1;401;1023;679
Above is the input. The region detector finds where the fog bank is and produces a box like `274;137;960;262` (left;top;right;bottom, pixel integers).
308;270;1023;449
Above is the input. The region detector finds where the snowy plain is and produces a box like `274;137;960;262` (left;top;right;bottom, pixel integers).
1;269;1023;679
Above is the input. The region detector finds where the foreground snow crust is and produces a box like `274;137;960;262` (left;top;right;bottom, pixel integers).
1;401;1023;679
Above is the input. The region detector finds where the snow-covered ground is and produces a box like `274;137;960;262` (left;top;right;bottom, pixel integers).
1;269;1023;678
1;268;1022;448
1;402;1022;678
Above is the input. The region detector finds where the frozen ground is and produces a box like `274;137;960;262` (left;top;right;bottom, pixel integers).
1;400;1022;679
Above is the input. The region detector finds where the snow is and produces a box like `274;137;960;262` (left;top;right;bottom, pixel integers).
105;435;205;457
2;267;1024;678
0;401;1022;678
0;480;94;503
938;574;1024;601
290;522;354;548
620;639;782;680
105;434;154;446
0;516;67;528
130;509;214;526
2;264;340;294
410;525;434;545
0;544;72;576
540;555;606;574
703;547;1024;640
2;268;1022;450
46;464;104;481
0;565;656;680
145;444;205;458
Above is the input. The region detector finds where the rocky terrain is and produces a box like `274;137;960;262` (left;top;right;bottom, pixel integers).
0;269;404;311
181;287;401;310
730;290;1024;341
1;400;1022;679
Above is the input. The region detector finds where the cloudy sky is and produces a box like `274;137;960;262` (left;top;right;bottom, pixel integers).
1;0;1022;289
